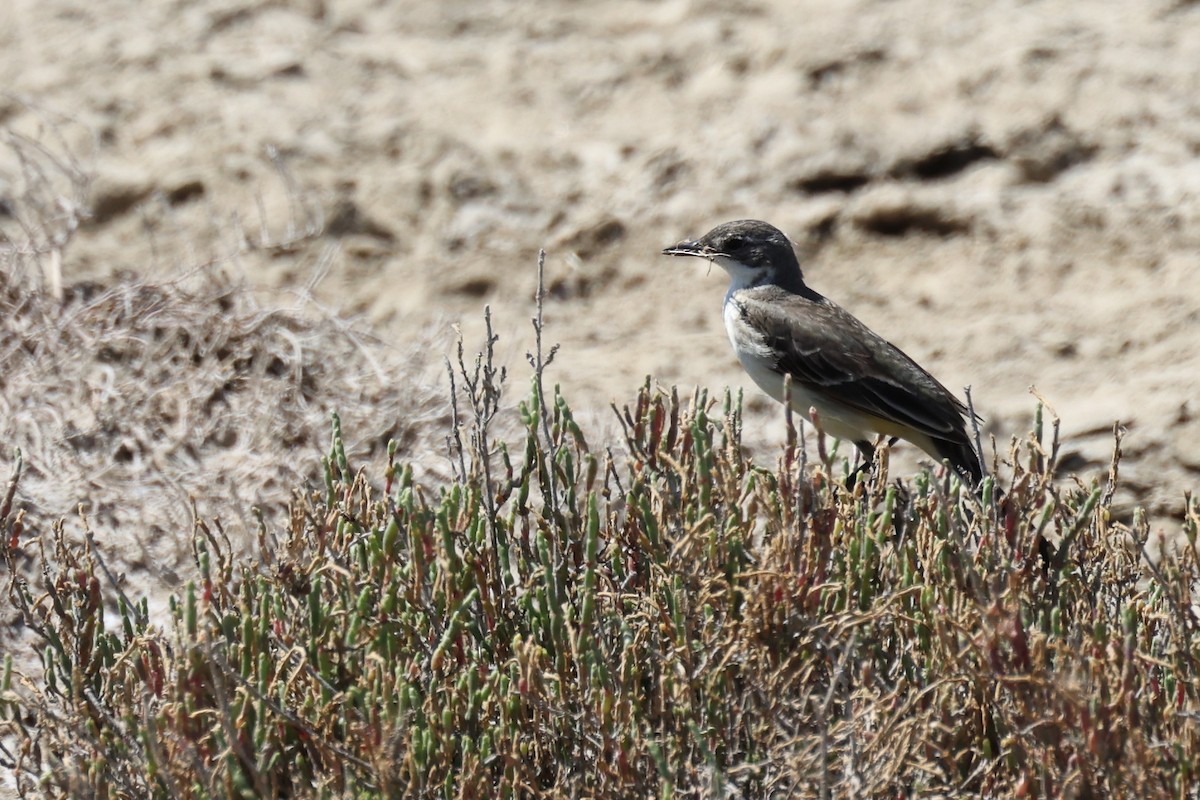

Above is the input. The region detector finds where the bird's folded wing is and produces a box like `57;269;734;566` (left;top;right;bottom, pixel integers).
746;293;970;440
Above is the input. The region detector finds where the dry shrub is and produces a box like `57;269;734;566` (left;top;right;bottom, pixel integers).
3;266;1199;798
1;268;444;568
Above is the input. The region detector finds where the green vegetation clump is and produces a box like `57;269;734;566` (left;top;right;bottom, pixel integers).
3;289;1200;799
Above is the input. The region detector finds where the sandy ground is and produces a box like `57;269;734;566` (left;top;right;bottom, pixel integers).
3;0;1200;670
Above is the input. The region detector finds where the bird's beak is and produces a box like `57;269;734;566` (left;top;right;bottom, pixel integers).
661;239;712;258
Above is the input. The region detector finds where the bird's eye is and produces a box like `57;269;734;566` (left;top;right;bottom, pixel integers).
723;236;744;251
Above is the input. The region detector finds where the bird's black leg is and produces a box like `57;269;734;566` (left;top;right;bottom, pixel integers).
847;437;899;490
847;440;876;490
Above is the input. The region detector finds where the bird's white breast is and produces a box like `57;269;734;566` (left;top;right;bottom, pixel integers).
722;294;782;395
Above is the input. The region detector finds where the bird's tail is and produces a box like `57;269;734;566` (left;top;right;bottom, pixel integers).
934;436;985;487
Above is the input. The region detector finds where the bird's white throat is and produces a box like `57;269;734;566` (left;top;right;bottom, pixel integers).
714;255;772;293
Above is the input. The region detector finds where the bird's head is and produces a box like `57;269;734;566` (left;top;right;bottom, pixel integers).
662;219;804;291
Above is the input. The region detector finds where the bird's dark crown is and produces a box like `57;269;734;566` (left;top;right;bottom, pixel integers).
663;219;806;290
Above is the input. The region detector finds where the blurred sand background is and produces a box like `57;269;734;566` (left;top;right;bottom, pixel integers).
3;0;1200;631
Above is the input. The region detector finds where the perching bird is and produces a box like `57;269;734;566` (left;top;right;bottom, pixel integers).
663;219;985;484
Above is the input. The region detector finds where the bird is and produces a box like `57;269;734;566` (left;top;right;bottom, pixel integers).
662;219;985;485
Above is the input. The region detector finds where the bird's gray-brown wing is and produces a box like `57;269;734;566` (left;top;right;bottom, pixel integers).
736;287;981;477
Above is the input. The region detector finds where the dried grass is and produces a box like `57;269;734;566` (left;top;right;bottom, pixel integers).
3;259;1199;798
